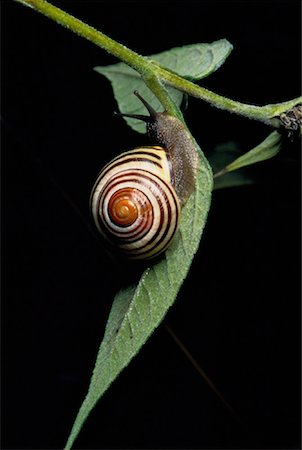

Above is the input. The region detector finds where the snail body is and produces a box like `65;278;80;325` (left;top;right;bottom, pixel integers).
90;92;198;260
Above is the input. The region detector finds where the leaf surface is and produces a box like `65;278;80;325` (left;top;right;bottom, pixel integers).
64;41;226;448
65;150;213;450
151;39;233;80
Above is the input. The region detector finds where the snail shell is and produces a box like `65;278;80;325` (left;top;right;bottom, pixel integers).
90;91;198;260
90;146;180;260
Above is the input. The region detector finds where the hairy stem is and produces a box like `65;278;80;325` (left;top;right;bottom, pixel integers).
15;0;301;125
157;67;301;126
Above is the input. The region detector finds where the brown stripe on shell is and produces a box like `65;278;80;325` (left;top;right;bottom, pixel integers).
99;157;162;181
98;176;154;238
124;174;179;258
90;148;180;260
99;170;179;258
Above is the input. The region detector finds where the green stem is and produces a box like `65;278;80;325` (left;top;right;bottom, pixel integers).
143;74;184;120
15;0;301;125
157;67;301;125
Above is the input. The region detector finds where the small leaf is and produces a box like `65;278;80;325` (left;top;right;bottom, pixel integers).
210;132;282;188
150;39;233;81
225;131;282;172
94;39;233;133
208;141;253;189
64;147;213;450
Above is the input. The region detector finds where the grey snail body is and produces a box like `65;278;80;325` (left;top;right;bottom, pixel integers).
145;110;199;205
90;92;198;260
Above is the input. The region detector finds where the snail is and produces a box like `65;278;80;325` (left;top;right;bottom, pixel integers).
90;91;199;260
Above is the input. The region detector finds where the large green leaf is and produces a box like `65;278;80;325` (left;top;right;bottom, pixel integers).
94;40;232;133
65;39;227;449
64;150;213;450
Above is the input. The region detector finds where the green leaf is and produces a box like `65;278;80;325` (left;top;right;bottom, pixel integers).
64;149;213;450
150;39;233;81
94;39;233;133
224;131;282;172
210;132;282;188
208;141;253;189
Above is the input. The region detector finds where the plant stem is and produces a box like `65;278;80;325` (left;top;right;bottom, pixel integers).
156;67;301;125
143;74;184;120
15;0;301;125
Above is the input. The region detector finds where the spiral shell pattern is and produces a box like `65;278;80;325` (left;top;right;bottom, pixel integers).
90;146;180;260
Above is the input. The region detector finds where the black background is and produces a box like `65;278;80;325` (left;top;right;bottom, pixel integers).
1;1;301;449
